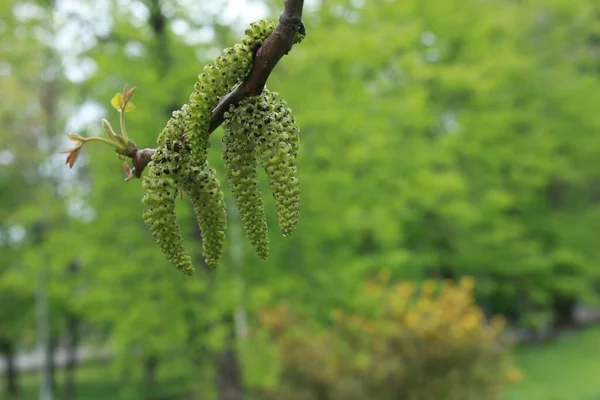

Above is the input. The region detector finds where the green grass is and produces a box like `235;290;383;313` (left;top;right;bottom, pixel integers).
507;325;600;400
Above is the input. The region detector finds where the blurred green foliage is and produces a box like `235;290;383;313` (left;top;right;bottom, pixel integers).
1;0;600;398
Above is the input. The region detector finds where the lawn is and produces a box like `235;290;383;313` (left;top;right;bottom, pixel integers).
507;325;600;400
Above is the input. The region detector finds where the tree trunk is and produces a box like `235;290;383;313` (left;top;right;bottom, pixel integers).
314;382;330;400
552;293;577;328
148;0;171;78
47;335;58;395
63;315;79;400
215;207;245;400
0;339;19;398
144;356;158;395
216;345;243;400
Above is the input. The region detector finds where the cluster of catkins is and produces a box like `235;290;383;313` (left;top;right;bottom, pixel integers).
142;20;305;275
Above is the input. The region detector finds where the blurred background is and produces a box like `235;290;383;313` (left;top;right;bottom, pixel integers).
2;0;600;399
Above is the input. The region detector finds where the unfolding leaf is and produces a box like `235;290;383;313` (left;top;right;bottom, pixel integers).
110;92;124;111
110;92;135;112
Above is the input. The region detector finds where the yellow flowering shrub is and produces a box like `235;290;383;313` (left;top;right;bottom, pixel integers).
257;276;520;400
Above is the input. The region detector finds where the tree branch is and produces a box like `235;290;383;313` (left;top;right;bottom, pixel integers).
209;0;305;132
129;0;305;178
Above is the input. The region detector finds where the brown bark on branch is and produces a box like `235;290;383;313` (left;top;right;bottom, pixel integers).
210;0;305;132
128;147;155;179
129;0;304;178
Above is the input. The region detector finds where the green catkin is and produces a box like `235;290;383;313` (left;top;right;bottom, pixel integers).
251;90;301;236
142;165;194;275
143;110;195;275
181;163;227;269
223;101;270;259
273;94;300;160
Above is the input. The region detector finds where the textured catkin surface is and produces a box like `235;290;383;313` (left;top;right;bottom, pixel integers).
181;163;227;269
223;102;270;259
142;167;194;275
254;91;301;237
